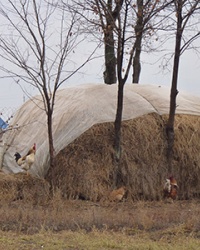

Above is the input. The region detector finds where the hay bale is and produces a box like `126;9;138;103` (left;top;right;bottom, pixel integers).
46;113;200;201
47;122;115;201
172;115;200;199
0;172;50;205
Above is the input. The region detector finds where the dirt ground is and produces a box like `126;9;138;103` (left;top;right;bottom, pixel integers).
0;188;200;237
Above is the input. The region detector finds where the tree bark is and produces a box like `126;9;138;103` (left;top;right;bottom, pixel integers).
103;0;124;84
113;80;125;186
114;81;124;161
47;111;55;169
46;101;55;192
166;1;183;171
132;34;142;83
103;26;117;84
132;0;143;83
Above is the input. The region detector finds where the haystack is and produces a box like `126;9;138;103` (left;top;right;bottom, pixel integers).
46;113;200;201
1;84;200;201
0;171;49;204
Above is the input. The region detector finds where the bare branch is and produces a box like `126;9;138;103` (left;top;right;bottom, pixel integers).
0;0;98;173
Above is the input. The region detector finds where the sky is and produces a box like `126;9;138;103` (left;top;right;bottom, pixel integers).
0;1;200;120
1;44;199;110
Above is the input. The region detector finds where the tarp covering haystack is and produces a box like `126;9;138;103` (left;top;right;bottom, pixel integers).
1;84;200;201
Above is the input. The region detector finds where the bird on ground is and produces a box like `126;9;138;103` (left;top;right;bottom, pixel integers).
14;143;36;175
163;176;178;200
109;186;126;202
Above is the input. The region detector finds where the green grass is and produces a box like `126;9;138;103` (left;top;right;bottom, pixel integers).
0;229;200;250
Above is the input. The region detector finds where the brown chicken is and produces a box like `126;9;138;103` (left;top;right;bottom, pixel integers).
109;186;126;202
14;143;36;174
163;176;178;200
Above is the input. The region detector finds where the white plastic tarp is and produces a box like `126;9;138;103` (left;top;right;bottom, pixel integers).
1;83;200;177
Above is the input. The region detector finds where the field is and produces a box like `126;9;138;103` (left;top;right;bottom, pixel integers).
0;194;200;249
1;113;200;249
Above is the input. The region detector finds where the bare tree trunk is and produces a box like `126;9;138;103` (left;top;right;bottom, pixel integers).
47;111;55;169
112;0;129;187
132;0;143;83
132;34;142;83
103;26;117;84
166;1;182;172
114;81;124;161
103;0;124;84
46;101;55;192
113;80;125;186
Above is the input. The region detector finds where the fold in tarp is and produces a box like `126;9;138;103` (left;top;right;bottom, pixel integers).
1;84;200;177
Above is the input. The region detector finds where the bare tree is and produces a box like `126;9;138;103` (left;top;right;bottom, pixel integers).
132;0;144;83
98;0;123;84
112;0;174;185
132;0;175;83
0;0;97;184
112;0;137;186
75;0;135;184
166;0;200;171
75;0;174;85
72;0;124;84
133;0;159;83
73;0;173;186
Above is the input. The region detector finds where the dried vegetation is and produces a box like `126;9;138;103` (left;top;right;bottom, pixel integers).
46;113;200;201
1;113;200;204
1;113;200;248
0;172;49;205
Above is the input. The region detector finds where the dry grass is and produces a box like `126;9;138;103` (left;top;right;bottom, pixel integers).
0;191;200;234
46;113;200;201
0;172;50;205
0;196;200;249
1;113;200;248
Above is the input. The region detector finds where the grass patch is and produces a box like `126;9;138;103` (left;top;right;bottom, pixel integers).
0;198;200;234
0;229;200;250
0;179;200;250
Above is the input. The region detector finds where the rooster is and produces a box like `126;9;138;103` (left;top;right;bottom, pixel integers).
163;176;178;200
14;143;36;175
109;186;126;202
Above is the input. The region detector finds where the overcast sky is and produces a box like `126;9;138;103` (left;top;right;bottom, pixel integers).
0;1;200;119
1;44;199;111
